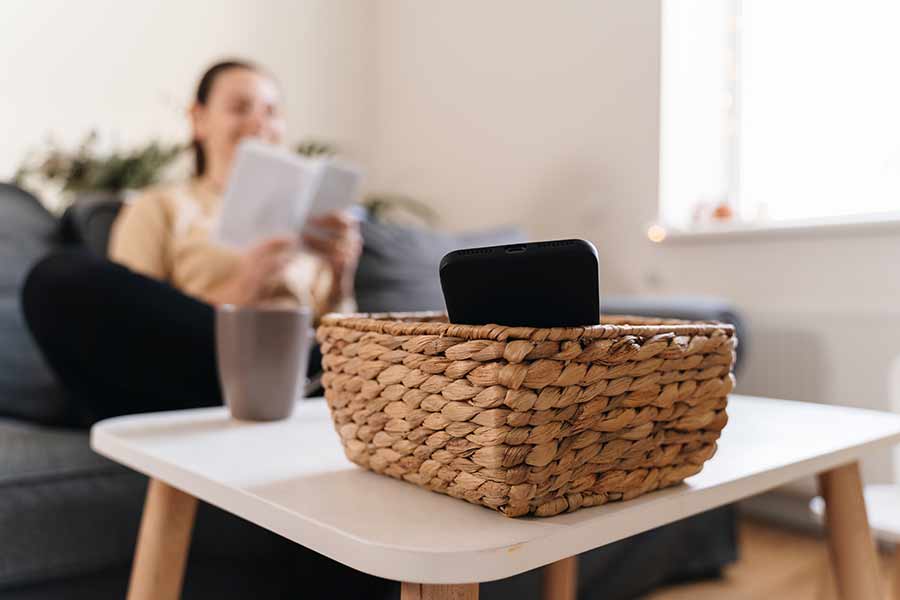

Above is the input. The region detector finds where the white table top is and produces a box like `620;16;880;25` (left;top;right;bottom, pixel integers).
91;395;900;584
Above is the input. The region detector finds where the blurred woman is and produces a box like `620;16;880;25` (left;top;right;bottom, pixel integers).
22;60;361;424
111;59;360;313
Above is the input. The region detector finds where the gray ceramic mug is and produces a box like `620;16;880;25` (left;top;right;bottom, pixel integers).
215;305;313;421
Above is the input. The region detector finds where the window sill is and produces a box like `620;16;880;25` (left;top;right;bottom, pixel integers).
655;211;900;243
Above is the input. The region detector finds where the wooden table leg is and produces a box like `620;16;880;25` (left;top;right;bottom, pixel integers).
543;556;578;600
401;582;478;599
818;462;882;600
892;546;900;600
127;478;198;600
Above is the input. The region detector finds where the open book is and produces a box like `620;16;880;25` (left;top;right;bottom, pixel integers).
215;139;363;248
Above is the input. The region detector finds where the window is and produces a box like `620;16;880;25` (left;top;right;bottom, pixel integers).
660;0;900;232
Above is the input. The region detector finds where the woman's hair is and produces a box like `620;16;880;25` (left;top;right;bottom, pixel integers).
192;59;259;176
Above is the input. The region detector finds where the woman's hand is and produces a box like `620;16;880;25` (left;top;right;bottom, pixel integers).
210;236;297;306
302;211;362;306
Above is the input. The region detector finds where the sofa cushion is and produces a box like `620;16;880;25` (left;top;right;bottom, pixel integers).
54;199;524;314
0;184;67;424
0;418;332;592
51;198;525;314
58;194;123;256
356;218;524;313
0;418;136;588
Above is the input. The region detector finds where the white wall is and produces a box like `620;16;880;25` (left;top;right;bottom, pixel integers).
367;1;900;486
366;0;675;379
368;1;662;291
1;0;374;178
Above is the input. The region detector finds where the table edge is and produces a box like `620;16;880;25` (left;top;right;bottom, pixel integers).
89;396;900;583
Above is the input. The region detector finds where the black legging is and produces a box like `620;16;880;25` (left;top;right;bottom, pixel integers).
23;250;222;424
22;249;338;426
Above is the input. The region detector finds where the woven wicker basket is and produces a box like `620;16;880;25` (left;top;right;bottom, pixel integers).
317;312;736;518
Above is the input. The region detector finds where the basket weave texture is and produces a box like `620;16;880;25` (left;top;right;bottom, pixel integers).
317;312;736;518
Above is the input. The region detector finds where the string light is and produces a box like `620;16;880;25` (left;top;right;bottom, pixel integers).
647;224;667;243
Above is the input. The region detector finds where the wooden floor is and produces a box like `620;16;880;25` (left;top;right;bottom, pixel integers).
645;519;896;600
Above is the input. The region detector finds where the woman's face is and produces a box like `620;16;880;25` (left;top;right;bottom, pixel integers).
191;68;286;179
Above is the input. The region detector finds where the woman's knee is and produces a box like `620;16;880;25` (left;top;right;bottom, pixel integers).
22;250;110;335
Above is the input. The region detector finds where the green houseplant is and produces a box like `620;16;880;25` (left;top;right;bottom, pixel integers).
13;133;437;225
15;131;184;193
13;131;185;212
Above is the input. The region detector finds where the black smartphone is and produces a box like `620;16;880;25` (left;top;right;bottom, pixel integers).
439;239;600;327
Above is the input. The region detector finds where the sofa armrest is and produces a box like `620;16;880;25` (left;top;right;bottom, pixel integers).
603;295;746;374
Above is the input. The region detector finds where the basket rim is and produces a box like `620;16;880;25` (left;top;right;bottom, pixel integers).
319;311;736;342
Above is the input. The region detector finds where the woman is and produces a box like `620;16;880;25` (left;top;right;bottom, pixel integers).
22;60;361;425
112;59;360;313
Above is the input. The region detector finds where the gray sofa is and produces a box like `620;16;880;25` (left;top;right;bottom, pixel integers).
1;183;743;599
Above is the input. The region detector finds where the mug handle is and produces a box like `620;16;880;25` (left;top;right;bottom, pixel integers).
302;327;321;397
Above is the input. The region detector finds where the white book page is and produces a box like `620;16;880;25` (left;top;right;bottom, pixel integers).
214;141;319;248
215;141;363;248
308;160;364;217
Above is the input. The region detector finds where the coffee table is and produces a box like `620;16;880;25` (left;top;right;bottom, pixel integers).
91;395;900;600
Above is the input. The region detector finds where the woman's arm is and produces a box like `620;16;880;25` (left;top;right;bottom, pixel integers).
302;211;362;316
206;236;297;306
108;192;171;280
110;192;296;307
